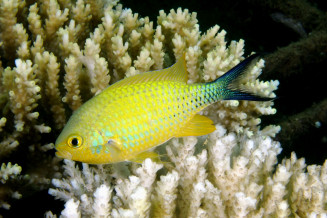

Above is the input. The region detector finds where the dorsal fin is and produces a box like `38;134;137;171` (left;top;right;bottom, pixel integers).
108;53;188;90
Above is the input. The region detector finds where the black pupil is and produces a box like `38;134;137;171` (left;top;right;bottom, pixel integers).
71;138;79;146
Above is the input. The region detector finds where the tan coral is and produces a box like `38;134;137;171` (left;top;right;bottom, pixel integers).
152;170;179;217
0;136;19;158
44;0;69;41
3;59;40;132
0;0;25;59
71;0;92;40
0;162;22;210
0;0;277;168
81;34;110;95
27;3;45;40
62;55;82;111
45;53;66;129
48;126;327;217
0;1;295;215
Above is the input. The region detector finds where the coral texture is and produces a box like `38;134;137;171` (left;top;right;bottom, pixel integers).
0;0;326;216
0;0;277;148
48;129;327;217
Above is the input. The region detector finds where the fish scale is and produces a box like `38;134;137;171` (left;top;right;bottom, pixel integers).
105;81;204;159
92;82;203;162
55;54;272;164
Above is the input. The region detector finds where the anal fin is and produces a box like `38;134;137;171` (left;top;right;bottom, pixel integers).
175;114;216;137
129;151;162;164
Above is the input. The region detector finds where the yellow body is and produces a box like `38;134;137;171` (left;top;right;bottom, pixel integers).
55;54;216;164
55;54;265;164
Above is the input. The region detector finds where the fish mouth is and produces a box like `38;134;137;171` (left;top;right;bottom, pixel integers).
55;150;72;159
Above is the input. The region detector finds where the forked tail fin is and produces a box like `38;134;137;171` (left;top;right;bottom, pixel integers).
213;54;273;101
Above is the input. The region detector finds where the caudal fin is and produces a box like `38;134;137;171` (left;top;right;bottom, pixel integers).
213;54;273;101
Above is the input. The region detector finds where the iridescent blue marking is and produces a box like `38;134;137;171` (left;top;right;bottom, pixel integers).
139;133;144;138
135;141;139;146
122;128;127;134
123;142;128;148
138;124;143;130
96;145;102;154
134;134;139;140
92;140;97;147
130;142;134;147
98;136;104;145
145;131;149;136
105;130;113;137
128;135;134;141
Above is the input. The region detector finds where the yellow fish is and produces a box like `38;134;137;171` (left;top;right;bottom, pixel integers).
55;54;270;164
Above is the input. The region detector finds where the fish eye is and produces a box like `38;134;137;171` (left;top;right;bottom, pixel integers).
67;135;83;148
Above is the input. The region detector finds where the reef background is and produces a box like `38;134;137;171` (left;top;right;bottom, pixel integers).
1;0;326;216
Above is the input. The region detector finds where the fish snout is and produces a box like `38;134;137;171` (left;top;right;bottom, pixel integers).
55;149;72;159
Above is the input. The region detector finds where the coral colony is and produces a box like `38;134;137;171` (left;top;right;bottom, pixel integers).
0;0;326;217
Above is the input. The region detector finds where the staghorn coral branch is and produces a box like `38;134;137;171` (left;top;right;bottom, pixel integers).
0;0;326;216
48;127;327;217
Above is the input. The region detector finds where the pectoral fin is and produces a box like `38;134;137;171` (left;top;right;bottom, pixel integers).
104;139;122;156
129;151;162;164
175;114;216;137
